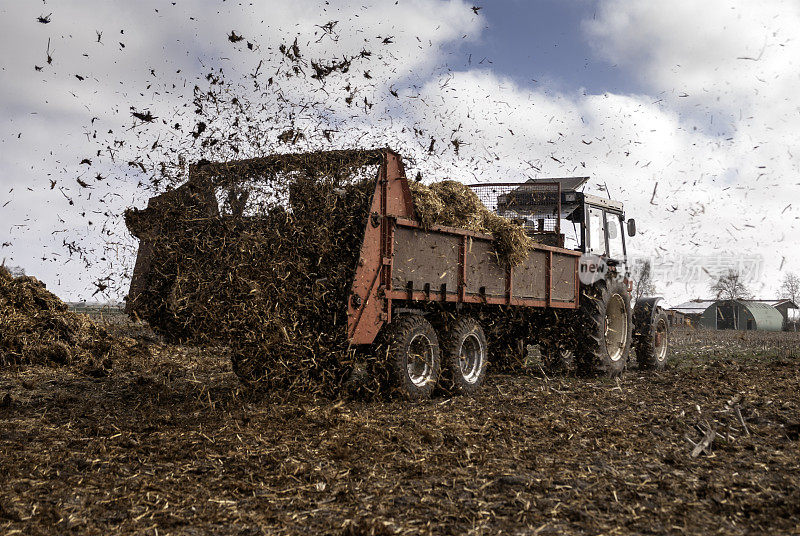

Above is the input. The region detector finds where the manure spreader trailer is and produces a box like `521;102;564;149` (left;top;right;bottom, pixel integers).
127;149;668;398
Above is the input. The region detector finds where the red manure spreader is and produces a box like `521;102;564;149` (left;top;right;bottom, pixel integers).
127;149;668;398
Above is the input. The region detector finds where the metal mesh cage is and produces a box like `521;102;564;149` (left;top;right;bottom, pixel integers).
469;182;562;235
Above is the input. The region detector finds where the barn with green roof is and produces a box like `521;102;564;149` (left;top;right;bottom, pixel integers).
697;300;784;331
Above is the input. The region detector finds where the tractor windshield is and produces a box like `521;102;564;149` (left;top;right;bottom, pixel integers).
587;206;606;255
606;214;625;261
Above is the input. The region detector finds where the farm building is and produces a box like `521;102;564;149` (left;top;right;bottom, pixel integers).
669;300;715;327
664;309;689;327
761;299;798;329
671;299;784;331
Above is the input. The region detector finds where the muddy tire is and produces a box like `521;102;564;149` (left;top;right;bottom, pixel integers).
441;317;488;395
384;315;441;399
636;309;669;370
539;341;575;374
575;278;633;377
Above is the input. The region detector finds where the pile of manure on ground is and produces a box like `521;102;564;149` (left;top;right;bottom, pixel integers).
0;266;114;370
408;180;534;267
125;149;385;396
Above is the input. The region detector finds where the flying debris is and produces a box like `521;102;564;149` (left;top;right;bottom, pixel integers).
37;13;52;24
228;31;244;43
277;129;304;144
279;38;302;61
127;161;147;173
131;110;156;123
192;121;207;139
91;278;109;296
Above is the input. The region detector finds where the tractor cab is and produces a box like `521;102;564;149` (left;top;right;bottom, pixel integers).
470;177;636;276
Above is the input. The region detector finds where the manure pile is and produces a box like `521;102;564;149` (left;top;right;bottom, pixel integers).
0;266;114;369
409;180;533;267
125;151;535;394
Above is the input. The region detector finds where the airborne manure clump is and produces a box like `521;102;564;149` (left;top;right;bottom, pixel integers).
125;151;533;395
0;266;114;368
409;180;534;267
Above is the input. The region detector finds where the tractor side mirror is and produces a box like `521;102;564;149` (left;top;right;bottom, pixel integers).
627;219;636;237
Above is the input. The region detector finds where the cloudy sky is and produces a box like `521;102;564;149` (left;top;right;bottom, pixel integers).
1;0;799;306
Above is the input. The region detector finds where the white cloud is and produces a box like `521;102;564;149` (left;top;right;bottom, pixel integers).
1;0;798;305
0;0;482;298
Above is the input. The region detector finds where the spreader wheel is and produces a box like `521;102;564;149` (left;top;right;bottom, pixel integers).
441;317;488;395
384;315;441;399
636;309;670;370
539;341;575;374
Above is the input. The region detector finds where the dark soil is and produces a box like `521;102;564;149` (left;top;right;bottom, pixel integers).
1;327;798;535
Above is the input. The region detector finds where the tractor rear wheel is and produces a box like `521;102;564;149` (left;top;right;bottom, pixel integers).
636;309;669;370
384;315;441;399
575;278;633;377
440;317;488;395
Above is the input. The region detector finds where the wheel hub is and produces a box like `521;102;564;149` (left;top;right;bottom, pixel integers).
407;333;434;387
655;318;668;362
459;333;484;384
604;293;629;362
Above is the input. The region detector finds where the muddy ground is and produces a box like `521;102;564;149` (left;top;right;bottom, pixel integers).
1;325;798;535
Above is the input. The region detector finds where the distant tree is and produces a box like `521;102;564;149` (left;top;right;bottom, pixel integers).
779;272;800;305
710;269;752;300
780;272;800;328
631;259;656;303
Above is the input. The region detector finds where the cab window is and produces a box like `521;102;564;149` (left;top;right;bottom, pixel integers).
587;206;606;255
606;214;625;260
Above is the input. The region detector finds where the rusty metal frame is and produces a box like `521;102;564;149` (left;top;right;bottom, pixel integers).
392;219;577;255
347;150;413;345
386;219;580;310
546;251;553;308
382;290;577;309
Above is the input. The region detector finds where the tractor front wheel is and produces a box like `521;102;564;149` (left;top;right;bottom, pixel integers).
575;278;633;377
636;309;669;370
